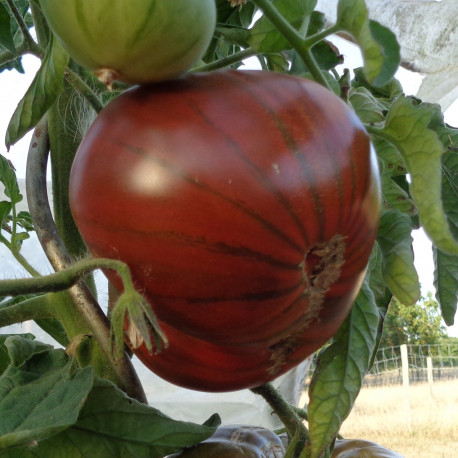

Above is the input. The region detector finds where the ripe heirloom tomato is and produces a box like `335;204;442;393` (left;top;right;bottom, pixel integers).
70;70;381;391
39;0;216;85
166;425;285;457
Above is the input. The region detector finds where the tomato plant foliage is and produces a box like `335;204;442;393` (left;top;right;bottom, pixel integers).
0;0;457;457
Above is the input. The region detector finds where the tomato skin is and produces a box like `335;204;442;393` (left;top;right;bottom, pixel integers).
331;439;404;457
70;70;381;391
39;0;216;84
166;425;285;457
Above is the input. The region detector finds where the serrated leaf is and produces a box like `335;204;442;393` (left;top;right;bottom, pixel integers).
0;3;16;54
352;67;403;100
4;334;53;367
349;87;385;124
8;377;217;458
336;0;399;86
0;201;11;227
0;341;94;450
0;334;35;375
0;154;22;205
380;96;458;255
5;35;69;148
377;209;420;305
433;247;458;326
248;0;316;53
308;278;379;457
0;56;24;74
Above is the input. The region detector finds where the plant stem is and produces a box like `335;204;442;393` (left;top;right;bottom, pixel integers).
0;294;54;327
0;232;41;277
64;68;104;113
28;0;50;47
5;0;43;56
0;257;137;296
250;0;330;90
302;24;341;50
25;119;148;404
251;383;309;457
195;48;258;72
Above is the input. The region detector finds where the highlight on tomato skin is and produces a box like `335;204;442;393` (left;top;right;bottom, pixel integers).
69;69;382;392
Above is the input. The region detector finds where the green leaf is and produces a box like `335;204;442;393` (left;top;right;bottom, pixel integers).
0;154;22;205
8;377;217;457
248;0;316;53
0;334;35;375
0;56;24;74
4;334;53;367
349;87;385;124
433;248;458;326
0;340;94;450
308;278;379;457
0;201;11;227
380;97;458;255
0;3;16;54
377;209;420;305
352;67;403;100
336;0;400;86
5;35;69;148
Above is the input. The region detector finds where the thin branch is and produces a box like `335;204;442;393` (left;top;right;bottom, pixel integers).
4;0;43;57
0;257;139;296
0;294;54;328
64;68;104;113
251;0;331;90
251;383;309;457
25;119;148;404
194;48;259;72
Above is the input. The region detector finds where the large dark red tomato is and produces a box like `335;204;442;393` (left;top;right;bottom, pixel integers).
70;70;381;391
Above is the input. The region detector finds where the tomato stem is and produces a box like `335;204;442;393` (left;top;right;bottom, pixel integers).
251;383;309;457
24;119;148;404
195;48;258;72
251;0;331;90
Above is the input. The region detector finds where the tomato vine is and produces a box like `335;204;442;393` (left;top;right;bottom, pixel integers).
0;0;457;457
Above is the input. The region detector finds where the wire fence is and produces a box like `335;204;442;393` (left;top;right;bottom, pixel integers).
364;343;458;387
306;343;458;387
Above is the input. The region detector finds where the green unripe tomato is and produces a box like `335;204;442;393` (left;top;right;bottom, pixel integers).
39;0;216;85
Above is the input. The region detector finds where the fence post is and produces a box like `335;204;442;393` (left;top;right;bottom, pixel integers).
427;355;434;397
401;344;409;387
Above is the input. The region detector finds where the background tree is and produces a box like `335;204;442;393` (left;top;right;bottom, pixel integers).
380;293;448;347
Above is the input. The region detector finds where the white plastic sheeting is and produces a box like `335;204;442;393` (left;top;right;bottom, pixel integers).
316;0;458;109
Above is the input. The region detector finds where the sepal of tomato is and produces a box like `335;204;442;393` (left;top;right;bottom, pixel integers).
70;70;381;391
166;424;285;458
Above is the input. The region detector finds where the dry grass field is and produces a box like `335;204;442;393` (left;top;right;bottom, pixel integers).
336;380;458;457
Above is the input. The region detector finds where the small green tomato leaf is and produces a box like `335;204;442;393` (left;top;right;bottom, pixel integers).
248;0;316;53
0;154;22;205
0;339;94;450
348;87;385;124
4;334;53;367
336;0;400;86
0;333;35;375
433;247;458;326
0;3;16;54
308;277;379;458
5;36;69;148
381;96;458;255
377;209;420;305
